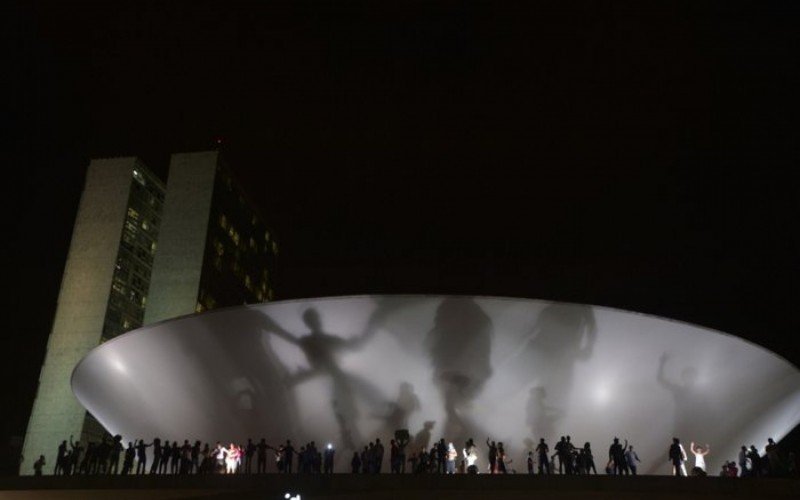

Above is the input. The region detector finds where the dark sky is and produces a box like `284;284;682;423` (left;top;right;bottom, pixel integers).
4;1;799;465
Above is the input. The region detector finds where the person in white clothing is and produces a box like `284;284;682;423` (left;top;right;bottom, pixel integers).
690;442;710;474
463;439;479;474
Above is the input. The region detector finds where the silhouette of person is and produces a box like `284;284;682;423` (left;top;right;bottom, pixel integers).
583;442;597;474
323;444;335;474
351;451;361;473
135;439;152;474
121;442;135;475
265;308;384;448
283;440;295;473
425;298;493;442
108;435;123;474
376;382;421;437
149;438;162;474
738;445;749;477
33;455;45;476
256;438;269;474
68;436;82;476
747;445;762;476
535;438;550;475
486;439;498;473
413;421;435;452
509;304;596;419
54;440;67;475
657;353;704;440
625;445;641;475
608;437;627;475
765;438;782;475
244;438;255;474
668;438;687;476
525;386;562;446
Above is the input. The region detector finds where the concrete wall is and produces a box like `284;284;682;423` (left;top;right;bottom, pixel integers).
21;158;139;475
144;151;218;325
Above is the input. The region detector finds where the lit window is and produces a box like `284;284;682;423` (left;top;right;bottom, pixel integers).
272;241;278;255
215;240;225;256
264;231;270;242
127;208;140;221
249;237;256;250
195;302;205;313
220;214;228;230
132;169;145;186
141;221;149;231
244;275;252;290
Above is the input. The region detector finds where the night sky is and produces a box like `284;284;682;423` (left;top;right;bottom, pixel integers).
4;1;799;470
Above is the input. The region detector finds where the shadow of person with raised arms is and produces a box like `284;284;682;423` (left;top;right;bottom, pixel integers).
265;307;386;449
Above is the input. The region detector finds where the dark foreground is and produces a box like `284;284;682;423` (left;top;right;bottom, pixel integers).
1;474;798;499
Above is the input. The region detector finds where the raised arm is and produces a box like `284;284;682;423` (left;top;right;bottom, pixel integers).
343;318;382;351
261;315;299;345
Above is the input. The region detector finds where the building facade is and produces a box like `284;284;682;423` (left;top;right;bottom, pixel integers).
144;151;276;325
21;157;165;473
21;151;276;474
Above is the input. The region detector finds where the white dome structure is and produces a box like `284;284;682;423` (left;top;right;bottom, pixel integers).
72;295;800;474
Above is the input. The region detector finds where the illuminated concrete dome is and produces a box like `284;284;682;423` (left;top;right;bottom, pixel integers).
72;296;800;474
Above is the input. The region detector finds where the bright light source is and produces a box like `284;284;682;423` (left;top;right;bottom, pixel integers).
327;443;332;449
111;358;127;374
594;385;610;404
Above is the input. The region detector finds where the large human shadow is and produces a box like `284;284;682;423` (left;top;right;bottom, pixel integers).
508;303;597;427
373;382;421;438
525;386;563;443
189;307;300;442
265;307;387;450
425;297;494;445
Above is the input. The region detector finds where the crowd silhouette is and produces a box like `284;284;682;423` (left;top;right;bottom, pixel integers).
36;431;798;478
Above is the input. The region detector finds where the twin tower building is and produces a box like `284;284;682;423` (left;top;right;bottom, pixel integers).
22;151;278;473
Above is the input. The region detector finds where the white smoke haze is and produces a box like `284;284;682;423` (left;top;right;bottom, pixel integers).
73;296;800;474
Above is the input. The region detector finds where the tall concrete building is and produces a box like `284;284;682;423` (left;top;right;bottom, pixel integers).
22;150;277;474
145;150;276;324
22;157;165;473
